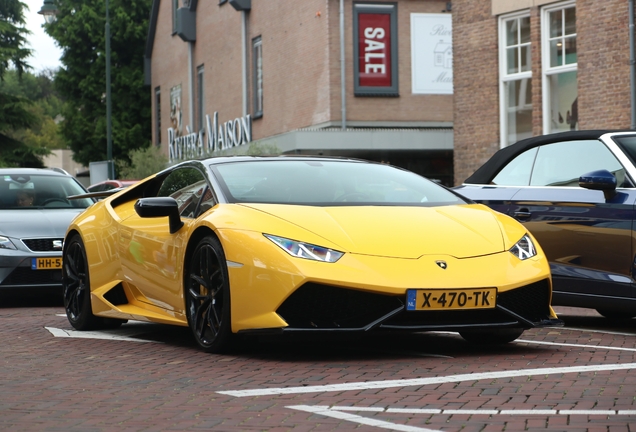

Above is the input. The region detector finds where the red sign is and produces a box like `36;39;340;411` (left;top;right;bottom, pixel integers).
357;13;392;87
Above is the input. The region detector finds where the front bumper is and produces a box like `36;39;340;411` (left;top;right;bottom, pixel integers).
265;279;563;333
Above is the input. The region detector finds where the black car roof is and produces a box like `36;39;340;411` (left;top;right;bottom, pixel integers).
464;130;625;184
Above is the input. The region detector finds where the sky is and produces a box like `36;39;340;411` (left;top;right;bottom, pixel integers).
23;0;63;71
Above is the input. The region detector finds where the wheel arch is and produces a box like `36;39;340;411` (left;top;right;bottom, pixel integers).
183;226;221;289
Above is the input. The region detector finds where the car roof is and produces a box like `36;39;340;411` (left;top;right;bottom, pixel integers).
201;155;369;165
0;167;71;177
464;130;630;185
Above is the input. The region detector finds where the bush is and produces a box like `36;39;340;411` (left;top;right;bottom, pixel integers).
116;145;168;180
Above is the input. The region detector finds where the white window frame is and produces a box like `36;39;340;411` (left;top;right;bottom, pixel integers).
252;36;263;118
197;65;205;133
155;87;161;146
541;0;577;133
499;10;532;148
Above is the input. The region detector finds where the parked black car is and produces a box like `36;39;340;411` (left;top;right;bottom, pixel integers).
456;130;636;319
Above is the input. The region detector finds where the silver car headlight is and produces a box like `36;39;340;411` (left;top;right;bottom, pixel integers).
0;236;17;250
509;234;537;260
264;234;344;263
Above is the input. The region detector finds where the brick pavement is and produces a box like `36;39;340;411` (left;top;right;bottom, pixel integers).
1;300;635;431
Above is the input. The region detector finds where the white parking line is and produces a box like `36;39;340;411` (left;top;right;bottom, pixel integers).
287;405;441;432
516;338;636;352
332;406;636;416
45;327;158;343
217;362;636;397
286;405;636;432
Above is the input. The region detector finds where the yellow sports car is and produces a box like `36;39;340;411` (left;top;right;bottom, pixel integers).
63;156;562;352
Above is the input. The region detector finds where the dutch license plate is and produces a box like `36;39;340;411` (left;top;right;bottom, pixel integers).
31;257;62;270
406;288;496;311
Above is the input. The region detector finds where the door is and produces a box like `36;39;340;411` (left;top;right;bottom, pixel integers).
118;167;215;312
507;139;636;299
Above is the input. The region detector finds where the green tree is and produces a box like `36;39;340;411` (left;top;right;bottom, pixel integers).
0;68;65;151
116;145;168;180
45;0;153;167
0;0;47;167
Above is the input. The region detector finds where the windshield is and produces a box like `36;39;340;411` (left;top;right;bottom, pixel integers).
0;174;94;209
212;159;466;206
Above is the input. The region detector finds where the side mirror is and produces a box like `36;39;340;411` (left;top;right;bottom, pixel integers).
579;169;617;200
134;197;184;234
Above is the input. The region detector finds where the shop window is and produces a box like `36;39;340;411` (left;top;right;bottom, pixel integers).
155;87;161;146
542;1;577;133
252;36;263;119
499;12;532;147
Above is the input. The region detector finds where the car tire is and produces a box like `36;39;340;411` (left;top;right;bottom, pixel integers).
185;235;233;353
595;309;635;320
62;234;102;330
459;328;524;344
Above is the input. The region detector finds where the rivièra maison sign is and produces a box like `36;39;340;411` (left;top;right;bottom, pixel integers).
168;112;251;163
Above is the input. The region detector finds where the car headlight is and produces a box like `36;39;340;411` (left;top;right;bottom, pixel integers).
0;236;17;250
509;234;536;260
264;234;344;263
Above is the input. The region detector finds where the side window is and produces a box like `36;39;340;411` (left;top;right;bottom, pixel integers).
492;147;538;186
530;140;626;187
157;167;209;218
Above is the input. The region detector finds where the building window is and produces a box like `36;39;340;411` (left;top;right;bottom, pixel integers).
172;0;179;34
155;87;161;146
197;65;205;133
499;13;532;147
252;36;263;119
542;1;577;133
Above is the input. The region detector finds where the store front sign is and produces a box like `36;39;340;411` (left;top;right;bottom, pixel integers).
168;112;252;162
353;3;398;96
411;13;453;94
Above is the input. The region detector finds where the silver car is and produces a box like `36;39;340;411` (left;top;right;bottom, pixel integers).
0;168;94;294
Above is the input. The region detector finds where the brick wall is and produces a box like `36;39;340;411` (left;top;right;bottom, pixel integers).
150;0;454;156
453;0;634;186
577;0;631;129
452;0;499;185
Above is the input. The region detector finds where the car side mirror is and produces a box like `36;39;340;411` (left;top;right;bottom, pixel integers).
579;169;617;200
134;197;184;234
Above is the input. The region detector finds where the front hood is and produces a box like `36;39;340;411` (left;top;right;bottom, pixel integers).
0;209;83;239
241;204;505;259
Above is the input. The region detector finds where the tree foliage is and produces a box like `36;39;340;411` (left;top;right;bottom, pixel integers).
0;68;65;151
116;145;168;180
0;0;48;167
45;0;153;167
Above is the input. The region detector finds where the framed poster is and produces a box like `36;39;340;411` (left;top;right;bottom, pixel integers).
411;13;453;94
353;3;398;97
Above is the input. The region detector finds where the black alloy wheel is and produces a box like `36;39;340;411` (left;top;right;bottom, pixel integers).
63;234;123;330
186;236;232;353
63;234;101;330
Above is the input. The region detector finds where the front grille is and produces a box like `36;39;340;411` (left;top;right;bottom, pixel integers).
276;283;403;329
497;279;551;322
384;308;515;328
275;279;553;332
1;267;62;286
384;279;553;330
22;238;64;252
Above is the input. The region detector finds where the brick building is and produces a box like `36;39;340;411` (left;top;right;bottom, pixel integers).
453;0;633;185
145;0;456;185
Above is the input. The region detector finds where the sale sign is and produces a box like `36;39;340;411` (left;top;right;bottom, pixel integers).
353;3;398;96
